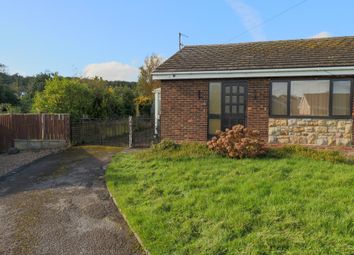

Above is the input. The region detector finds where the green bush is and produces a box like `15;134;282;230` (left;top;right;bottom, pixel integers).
152;139;180;151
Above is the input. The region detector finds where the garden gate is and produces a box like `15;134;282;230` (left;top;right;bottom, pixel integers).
71;116;159;148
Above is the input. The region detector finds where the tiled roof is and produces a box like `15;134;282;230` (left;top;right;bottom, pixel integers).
154;36;354;73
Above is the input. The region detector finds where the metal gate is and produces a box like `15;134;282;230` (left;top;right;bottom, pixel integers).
131;116;159;147
71;116;159;147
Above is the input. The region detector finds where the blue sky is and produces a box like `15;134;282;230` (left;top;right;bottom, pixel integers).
1;0;354;81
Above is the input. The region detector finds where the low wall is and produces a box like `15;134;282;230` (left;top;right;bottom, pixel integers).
268;118;352;146
14;139;69;150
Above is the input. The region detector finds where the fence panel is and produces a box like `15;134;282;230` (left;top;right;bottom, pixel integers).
0;114;70;152
0;115;14;152
71;118;130;146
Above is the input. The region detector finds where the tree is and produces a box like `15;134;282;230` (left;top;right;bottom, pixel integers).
32;76;93;120
0;84;18;105
0;63;6;73
113;86;136;116
137;54;163;99
27;72;54;96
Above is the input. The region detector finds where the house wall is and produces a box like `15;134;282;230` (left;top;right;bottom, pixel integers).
160;80;208;141
268;119;352;146
247;79;270;141
160;77;353;146
160;78;270;142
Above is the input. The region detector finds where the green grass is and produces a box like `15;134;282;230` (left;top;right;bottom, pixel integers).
106;144;354;255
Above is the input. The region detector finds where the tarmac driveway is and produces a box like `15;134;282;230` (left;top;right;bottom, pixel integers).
0;146;145;255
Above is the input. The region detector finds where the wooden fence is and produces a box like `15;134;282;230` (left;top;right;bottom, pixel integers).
0;113;70;152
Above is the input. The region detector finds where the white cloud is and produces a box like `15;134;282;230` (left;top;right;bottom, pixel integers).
311;31;332;39
82;61;139;81
226;0;266;41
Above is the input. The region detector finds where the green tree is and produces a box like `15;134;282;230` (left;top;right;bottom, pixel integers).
0;63;6;73
137;54;163;99
18;72;54;112
32;76;93;120
0;84;18;105
112;86;136;116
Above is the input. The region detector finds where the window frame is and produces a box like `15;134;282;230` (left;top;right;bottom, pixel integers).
269;78;353;119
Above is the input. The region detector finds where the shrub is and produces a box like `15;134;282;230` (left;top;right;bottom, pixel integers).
207;125;266;158
152;139;180;151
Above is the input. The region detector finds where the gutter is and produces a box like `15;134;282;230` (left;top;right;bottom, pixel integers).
152;66;354;80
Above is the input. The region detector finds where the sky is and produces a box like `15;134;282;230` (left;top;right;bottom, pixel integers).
1;0;354;81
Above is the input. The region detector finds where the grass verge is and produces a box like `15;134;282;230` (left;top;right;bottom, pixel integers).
106;144;354;254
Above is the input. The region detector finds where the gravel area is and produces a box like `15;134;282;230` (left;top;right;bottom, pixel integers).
0;149;59;178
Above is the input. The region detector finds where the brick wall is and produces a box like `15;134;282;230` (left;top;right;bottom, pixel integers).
160;78;270;142
247;79;270;141
160;80;208;141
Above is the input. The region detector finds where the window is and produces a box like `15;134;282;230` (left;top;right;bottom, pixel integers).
270;79;352;118
332;80;351;116
290;80;329;116
209;82;221;115
271;82;288;116
208;82;221;134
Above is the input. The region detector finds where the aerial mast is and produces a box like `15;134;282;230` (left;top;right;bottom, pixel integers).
179;32;189;50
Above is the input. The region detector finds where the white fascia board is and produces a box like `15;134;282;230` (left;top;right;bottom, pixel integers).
152;66;354;80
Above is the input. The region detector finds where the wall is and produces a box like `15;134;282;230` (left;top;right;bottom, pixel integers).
160;78;270;142
160;80;208;141
247;79;270;141
269;118;352;146
15;139;68;150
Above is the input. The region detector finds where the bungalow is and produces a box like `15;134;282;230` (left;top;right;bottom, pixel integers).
152;36;354;146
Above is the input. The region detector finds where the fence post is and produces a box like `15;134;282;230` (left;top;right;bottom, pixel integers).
128;116;133;148
41;113;45;140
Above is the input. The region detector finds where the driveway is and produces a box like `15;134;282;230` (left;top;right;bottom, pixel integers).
0;146;145;255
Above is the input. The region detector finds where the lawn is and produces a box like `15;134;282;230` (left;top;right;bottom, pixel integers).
106;144;354;255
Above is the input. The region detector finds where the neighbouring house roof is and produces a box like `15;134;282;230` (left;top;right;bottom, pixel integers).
297;93;329;115
153;36;354;80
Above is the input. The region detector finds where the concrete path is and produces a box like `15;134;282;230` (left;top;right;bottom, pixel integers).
0;146;145;255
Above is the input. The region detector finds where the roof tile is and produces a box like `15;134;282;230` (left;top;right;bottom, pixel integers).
155;36;354;73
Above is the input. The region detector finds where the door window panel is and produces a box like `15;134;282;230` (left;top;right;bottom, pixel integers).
209;82;221;114
209;119;221;134
225;105;230;113
225;96;230;104
239;86;244;93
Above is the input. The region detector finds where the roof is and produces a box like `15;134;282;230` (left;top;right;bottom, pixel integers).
154;36;354;73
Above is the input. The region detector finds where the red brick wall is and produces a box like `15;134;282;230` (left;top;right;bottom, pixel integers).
160;80;208;141
247;79;271;141
160;78;271;142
